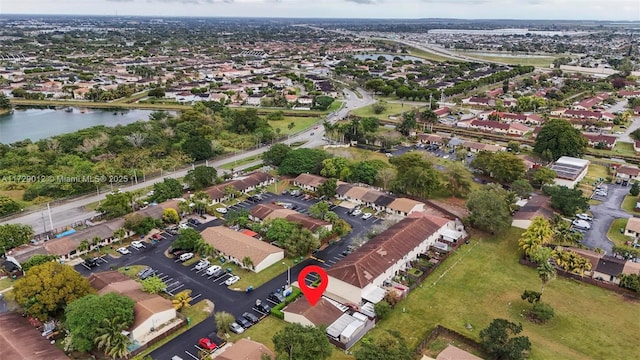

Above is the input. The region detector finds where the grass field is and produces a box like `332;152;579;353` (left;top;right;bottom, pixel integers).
325;147;390;163
232;258;296;289
607;218;632;247
0;277;15;291
621;195;640;214
269;116;320;134
452;52;558;68
351;102;420;121
220;154;262;170
362;227;640;360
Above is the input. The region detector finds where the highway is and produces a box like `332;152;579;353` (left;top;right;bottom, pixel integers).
1;88;375;233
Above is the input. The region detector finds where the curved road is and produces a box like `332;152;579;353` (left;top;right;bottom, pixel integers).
1;88;375;233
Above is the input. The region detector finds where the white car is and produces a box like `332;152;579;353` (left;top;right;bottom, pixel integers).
194;259;210;271
131;241;144;249
179;252;194;262
351;209;362;216
117;247;131;255
575;213;593;222
206;265;222;276
572;219;591;230
178;223;189;230
216;207;228;214
361;213;373;220
225;275;240;286
229;322;245;334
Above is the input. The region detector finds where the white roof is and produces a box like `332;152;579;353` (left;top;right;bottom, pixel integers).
352;312;368;322
555;156;590;168
359;302;376;318
441;228;463;241
341;319;365;338
327;313;356;338
362;285;386;304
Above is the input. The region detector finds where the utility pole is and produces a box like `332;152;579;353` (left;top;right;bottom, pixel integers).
47;203;54;232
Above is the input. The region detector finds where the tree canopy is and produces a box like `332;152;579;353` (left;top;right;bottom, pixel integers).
151;178;184;203
354;330;413;360
466;185;514;234
480;319;531;360
278;148;331;176
184;165;218;190
97;191;133;219
0;223;34;255
263;143;292;166
13;262;95;320
0;195;20;216
272;323;332;360
64;293;135;352
542;185;589;216
390;152;442;198
533;119;587;161
173;227;203;251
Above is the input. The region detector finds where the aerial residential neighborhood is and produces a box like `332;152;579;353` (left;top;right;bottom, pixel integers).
0;3;639;360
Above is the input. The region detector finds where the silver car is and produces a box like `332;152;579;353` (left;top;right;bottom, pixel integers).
230;322;245;334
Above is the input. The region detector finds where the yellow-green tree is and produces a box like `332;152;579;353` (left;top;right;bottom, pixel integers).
518;216;553;257
172;289;193;311
162;208;180;224
13;262;95;320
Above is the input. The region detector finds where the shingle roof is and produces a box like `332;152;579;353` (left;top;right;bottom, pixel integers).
216;339;275;360
387;198;425;214
283;297;344;326
285;213;331;231
336;183;354;196
625;217;640;234
374;194;396;207
0;312;70;360
294;173;327;188
326;216;447;288
250;203;283;220
344;186;371;201
361;189;385;203
44;218;125;256
595;256;626;276
201;226;283;266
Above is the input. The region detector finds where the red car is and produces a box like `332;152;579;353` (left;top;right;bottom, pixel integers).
151;233;162;240
198;338;217;351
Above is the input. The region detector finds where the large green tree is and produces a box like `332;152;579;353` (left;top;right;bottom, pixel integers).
542;185;589;216
21;254;59;272
0;223;34;255
97;191;133;219
479;319;531;360
489;152;526;184
151;178;184;203
466;185;513;234
272;323;331;360
0;195;20;216
95;316;132;359
173;227;203;251
65;293;135;352
354;330;413;360
390;152;442;198
533;119;587;161
14;262;95;320
278;148;331;176
263;143;292;166
182;136;214;161
184;166;217;191
317;178;338;199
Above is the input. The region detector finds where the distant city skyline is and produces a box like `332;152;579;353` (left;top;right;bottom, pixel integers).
1;0;639;21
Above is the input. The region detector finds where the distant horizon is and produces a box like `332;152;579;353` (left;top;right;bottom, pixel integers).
1;0;638;22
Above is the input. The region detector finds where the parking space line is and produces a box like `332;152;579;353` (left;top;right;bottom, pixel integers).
159;275;169;281
266;299;279;305
184;350;199;360
81;263;91;270
166;281;179;288
218;277;230;285
326;260;336;265
169;284;184;292
211;273;229;281
191;293;202;301
322;263;331;268
174;258;181;263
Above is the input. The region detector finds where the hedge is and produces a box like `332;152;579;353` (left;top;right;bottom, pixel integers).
271;287;302;319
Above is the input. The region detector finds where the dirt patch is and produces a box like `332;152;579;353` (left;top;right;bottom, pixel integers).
200;299;215;314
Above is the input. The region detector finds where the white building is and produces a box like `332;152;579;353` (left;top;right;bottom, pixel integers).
549;156;590;188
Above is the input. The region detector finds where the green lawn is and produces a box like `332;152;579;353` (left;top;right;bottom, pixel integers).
226;316;353;360
452;52;559;68
269;116;320;135
220;154;262;170
118;265;147;279
588;142;637;158
607;218;632;247
621;195;640;214
131;300;213;360
327;100;344;112
351;102;420;121
362;227;640;360
325;147;390;163
232;258;297;289
0;277;16;291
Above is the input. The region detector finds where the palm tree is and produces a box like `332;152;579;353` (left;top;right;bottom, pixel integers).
518;217;553;257
573;256;592;278
172;289;193;311
95;316;131;359
114;228;126;243
537;261;557;293
518;236;540;257
242;256;254;270
77;240;90;254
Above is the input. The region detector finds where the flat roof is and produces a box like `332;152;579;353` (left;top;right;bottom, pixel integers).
550;157;589;181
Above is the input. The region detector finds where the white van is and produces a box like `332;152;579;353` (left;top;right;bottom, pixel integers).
206;265;222;276
179;252;194;262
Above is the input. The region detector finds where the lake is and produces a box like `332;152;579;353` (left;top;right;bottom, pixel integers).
0;108;164;144
352;53;425;62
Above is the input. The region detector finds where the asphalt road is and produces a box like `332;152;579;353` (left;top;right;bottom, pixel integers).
75;192;378;360
1;88;375;233
582;184;630;253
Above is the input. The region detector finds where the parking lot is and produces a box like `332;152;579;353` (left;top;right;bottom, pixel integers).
75;190;380;360
582;183;629;253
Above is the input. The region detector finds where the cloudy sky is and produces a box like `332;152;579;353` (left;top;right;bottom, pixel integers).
1;0;638;20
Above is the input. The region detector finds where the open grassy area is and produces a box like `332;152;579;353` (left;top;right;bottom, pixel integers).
220;154;262;170
327;100;344;112
362;227;640;360
269;116;320;134
232;258;296;290
118;265;147;279
621;195;640;214
585;163;610;181
131;299;213;360
452;52;558;68
10;98;192;111
608;218;632;247
0;277;16;291
325;147;390;163
226;316;353;360
351;102;420;121
588;142;637;159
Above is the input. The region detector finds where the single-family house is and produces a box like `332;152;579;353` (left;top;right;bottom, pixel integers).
616;165;640;182
618;90;640;98
209;93;228;103
463;97;495;107
508;122;532;136
592;256;627;284
624;217;640;238
432;344;483;360
215;339;275;360
298;96;313;106
249;203;332;232
283;297;344;328
512;195;554;229
432;107;451;118
201;226;284;273
418;134;444;145
284;94;298;103
246;93;265;106
326;215;452;305
88;271;177;345
387;198;425;216
0;312;70;360
583;133;617;149
293;173;327;192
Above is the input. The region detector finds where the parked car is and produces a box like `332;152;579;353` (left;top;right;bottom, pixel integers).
117;247;131;255
131;241;144;249
179;252;194;262
194;259;210;271
242;312;260;324
188;218;202;226
236;317;251;329
572;219;591;230
216;207;228;214
206;265;222;276
225;275;241;286
230;322;245;334
198;338;217;351
267;292;286;304
575;213;593;222
84;258;98;268
255;301;271;314
351;209;362;216
138;267;156;280
361;213;373;220
151;233;163;240
178;223;189;230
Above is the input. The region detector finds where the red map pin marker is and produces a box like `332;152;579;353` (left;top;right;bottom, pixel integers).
298;265;328;306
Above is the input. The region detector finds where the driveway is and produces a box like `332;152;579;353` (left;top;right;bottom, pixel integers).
582;184;630;253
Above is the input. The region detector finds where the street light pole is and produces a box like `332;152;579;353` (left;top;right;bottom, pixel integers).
282;262;290;287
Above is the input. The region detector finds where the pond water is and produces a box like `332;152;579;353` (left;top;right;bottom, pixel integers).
352;53;425;62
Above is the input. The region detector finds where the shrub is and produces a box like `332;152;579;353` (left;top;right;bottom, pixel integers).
529;302;554;323
271;287;302;319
